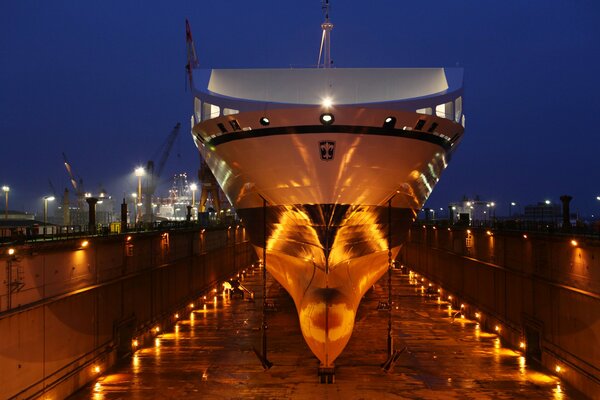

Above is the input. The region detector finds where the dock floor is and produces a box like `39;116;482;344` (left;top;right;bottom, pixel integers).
71;266;580;399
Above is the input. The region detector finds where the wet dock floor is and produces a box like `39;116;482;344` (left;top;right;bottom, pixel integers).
72;266;579;399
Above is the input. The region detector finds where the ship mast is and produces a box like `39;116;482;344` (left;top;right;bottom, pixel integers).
318;0;333;68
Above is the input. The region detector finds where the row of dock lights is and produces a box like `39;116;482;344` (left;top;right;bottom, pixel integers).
420;225;584;249
126;263;257;360
407;268;566;378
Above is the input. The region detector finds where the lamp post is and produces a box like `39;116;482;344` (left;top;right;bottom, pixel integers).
134;167;145;223
190;183;198;221
2;186;9;220
509;202;516;217
43;196;55;235
190;183;197;207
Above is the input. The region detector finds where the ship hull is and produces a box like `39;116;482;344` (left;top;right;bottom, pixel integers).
193;106;463;366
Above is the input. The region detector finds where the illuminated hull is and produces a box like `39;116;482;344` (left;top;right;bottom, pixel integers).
192;105;464;366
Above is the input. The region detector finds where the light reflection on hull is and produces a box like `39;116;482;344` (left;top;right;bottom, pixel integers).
238;204;413;366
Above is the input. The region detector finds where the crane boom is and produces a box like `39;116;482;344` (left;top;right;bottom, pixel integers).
143;123;182;223
62;152;83;195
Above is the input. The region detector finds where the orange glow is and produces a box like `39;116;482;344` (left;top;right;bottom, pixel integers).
486;230;492;236
447;227;451;231
555;365;562;373
460;304;465;309
448;295;452;300
155;338;160;347
126;236;132;241
422;225;426;228
570;240;578;247
466;229;471;234
432;226;437;230
519;341;526;349
174;313;179;319
189;303;195;308
154;326;160;333
132;339;139;347
81;240;89;248
523;234;528;239
8;248;15;255
475;312;481;319
495;325;501;332
94;365;101;373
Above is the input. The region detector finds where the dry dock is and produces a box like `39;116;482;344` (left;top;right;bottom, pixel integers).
71;265;580;399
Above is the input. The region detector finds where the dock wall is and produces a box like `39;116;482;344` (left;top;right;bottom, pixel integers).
0;227;256;399
400;225;599;399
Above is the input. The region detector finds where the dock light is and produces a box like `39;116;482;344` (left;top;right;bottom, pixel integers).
570;240;578;247
597;196;600;201
475;312;481;319
466;229;471;234
460;304;465;309
80;240;89;248
422;225;426;229
448;228;451;231
383;116;396;128
94;365;101;373
203;295;207;300
126;236;132;242
486;230;492;236
437;288;441;293
174;313;179;319
189;303;195;309
555;365;562;373
519;342;526;349
523;234;528;239
8;248;15;256
545;200;551;205
495;325;501;332
319;113;334;125
432;226;437;230
448;295;452;300
154;326;160;333
259;117;270;126
132;339;139;347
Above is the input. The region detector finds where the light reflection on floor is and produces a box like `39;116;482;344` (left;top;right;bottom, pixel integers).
73;267;582;399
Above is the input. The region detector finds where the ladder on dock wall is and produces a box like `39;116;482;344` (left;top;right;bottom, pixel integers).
6;259;25;294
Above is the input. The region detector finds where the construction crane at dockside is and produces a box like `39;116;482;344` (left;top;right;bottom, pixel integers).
143;123;182;222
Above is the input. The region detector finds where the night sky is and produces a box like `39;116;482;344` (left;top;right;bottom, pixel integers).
1;1;599;216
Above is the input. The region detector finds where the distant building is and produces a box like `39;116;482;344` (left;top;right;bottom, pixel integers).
0;210;38;239
523;202;562;223
448;196;496;224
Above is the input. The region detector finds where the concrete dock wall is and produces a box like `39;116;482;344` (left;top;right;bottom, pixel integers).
400;225;599;399
0;227;256;399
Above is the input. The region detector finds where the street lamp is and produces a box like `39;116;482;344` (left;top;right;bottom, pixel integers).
2;185;9;220
134;167;145;223
43;196;55;235
509;202;516;217
190;183;198;207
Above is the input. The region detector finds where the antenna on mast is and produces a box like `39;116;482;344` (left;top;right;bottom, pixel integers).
317;0;333;68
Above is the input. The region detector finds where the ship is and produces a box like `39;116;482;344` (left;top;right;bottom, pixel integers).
186;3;464;376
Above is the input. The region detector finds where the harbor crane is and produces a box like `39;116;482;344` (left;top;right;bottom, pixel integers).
143;122;181;222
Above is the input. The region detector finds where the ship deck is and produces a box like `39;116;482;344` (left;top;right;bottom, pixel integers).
71;266;578;399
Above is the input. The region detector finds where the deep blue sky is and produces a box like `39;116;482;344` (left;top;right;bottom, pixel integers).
1;1;599;216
